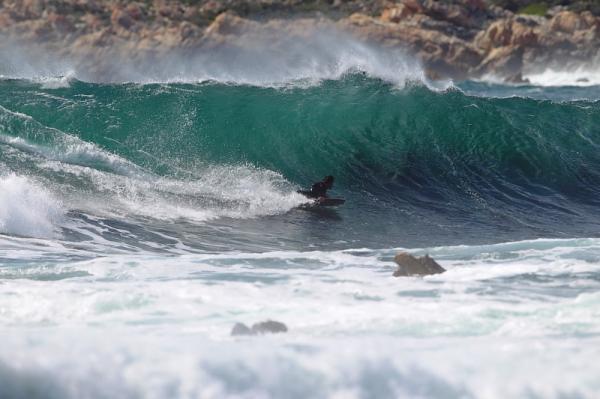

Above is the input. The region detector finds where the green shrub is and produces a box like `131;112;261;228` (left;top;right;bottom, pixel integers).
518;2;549;15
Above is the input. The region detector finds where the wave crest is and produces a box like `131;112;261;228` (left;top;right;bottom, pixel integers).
0;28;438;88
0;174;63;238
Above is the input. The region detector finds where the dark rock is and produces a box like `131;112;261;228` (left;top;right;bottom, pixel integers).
231;322;253;336
477;44;524;78
251;320;288;334
111;8;134;30
393;252;445;277
231;320;288;336
505;72;529;84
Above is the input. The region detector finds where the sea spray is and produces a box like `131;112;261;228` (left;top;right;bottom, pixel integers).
0;29;433;88
0;174;63;238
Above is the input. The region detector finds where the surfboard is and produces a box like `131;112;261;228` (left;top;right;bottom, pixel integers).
297;197;345;210
314;198;345;207
297;190;345;207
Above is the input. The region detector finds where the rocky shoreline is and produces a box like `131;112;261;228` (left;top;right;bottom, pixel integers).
1;0;599;82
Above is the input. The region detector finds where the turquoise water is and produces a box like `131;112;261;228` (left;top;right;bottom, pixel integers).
1;70;600;398
2;77;600;249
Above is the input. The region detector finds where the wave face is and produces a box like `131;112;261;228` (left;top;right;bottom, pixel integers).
1;77;600;249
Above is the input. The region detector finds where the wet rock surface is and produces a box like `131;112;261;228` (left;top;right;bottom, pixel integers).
231;320;288;336
393;252;446;277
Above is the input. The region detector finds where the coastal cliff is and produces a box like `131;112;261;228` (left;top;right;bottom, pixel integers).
1;0;599;82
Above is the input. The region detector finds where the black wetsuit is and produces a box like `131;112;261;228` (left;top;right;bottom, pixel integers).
299;182;329;198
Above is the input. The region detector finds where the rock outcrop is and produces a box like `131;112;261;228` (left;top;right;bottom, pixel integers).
231;320;288;336
0;0;599;82
231;322;254;336
393;252;445;277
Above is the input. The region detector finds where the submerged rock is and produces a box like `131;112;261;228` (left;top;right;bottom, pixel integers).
231;320;288;336
231;322;253;336
393;252;445;277
252;320;288;334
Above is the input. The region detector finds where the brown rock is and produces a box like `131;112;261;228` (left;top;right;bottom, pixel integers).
477;44;524;78
475;19;537;51
402;0;424;14
463;0;486;11
179;21;200;41
21;0;43;19
75;0;104;14
157;1;184;19
550;11;589;33
30;20;53;40
48;12;73;33
72;27;114;48
183;5;200;21
381;5;412;24
393;252;445;277
204;11;255;37
80;13;104;32
111;7;134;30
423;1;475;29
510;21;538;47
0;11;14;29
125;3;144;21
446;43;483;69
200;1;225;17
345;12;374;28
478;20;513;48
580;11;599;30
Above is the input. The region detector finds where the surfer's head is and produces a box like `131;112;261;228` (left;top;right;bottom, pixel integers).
323;175;334;188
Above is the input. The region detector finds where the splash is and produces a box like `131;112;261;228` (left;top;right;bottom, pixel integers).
524;54;600;87
0;174;63;238
0;28;433;88
524;68;600;87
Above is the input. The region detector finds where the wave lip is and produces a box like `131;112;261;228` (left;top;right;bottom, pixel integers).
0;174;63;238
0;27;444;89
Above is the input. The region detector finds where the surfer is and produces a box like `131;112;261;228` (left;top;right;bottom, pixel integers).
298;175;334;199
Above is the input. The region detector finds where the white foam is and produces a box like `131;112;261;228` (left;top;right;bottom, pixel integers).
1;238;600;398
0;174;63;238
0;106;143;178
0;104;307;226
37;71;76;89
3;237;600;328
3;330;598;399
524;66;600;87
38;158;306;224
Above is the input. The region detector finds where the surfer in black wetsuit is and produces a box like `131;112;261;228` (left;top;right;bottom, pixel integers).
299;175;334;199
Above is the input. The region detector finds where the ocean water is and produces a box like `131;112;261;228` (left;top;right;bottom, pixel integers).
1;49;600;399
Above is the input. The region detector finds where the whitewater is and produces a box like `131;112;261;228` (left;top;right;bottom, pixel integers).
1;40;600;399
